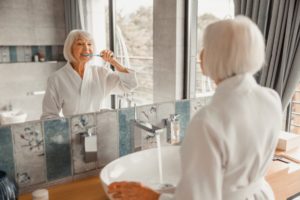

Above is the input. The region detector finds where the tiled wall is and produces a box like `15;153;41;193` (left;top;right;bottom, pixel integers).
0;46;65;63
0;97;210;193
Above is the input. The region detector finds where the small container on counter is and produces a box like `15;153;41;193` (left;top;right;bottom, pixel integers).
32;188;49;200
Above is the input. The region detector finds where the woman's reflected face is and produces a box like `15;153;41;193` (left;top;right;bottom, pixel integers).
71;37;93;64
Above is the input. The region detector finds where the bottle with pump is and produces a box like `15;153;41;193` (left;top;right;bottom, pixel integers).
167;114;180;145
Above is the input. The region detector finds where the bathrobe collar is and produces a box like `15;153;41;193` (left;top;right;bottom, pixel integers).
213;73;257;100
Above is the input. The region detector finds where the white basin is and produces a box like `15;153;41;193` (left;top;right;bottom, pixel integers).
100;145;181;198
0;110;27;125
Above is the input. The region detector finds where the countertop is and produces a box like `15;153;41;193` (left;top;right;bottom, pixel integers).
19;176;109;200
19;160;300;200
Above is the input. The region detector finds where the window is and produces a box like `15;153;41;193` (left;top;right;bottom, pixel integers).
115;0;154;106
288;84;300;134
190;0;234;98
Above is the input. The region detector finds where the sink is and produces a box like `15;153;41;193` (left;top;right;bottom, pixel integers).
100;145;181;198
0;110;27;125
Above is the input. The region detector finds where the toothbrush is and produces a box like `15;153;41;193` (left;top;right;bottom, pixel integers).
82;53;114;57
82;53;102;57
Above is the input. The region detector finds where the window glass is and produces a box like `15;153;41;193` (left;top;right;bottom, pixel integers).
195;0;234;97
115;0;153;106
288;84;300;134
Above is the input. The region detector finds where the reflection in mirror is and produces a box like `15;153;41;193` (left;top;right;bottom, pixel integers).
0;0;155;124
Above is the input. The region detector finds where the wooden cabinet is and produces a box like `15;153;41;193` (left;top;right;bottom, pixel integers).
266;160;300;200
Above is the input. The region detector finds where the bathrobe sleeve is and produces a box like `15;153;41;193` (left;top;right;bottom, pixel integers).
99;67;138;96
159;110;224;200
41;77;62;119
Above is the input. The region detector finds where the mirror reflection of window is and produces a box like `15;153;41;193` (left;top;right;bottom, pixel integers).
115;0;154;106
195;0;234;97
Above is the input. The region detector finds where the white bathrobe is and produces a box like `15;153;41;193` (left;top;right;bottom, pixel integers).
160;73;282;200
41;63;137;119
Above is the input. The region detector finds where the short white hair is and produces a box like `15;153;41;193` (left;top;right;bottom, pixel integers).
202;15;265;81
63;29;95;63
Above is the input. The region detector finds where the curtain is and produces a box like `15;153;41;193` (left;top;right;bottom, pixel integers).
234;0;300;111
64;0;82;33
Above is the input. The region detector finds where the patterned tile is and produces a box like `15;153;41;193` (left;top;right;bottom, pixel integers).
0;126;15;179
51;46;59;61
135;104;159;150
119;108;135;156
44;118;72;181
24;46;32;62
31;46;39;56
12;122;46;187
71;114;97;174
96;110;119;167
16;46;25;62
156;101;175;125
45;46;52;61
9;46;17;63
175;100;190;140
136;104;157;124
1;46;10;62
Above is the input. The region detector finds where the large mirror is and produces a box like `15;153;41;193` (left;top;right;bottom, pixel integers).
0;0;154;123
0;0;235;125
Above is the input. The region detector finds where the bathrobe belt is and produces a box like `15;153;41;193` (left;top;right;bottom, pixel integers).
223;178;266;200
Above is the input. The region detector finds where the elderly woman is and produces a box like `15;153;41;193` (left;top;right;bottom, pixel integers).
108;16;282;200
41;30;137;119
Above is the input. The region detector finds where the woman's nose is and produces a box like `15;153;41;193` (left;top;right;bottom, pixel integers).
83;43;90;50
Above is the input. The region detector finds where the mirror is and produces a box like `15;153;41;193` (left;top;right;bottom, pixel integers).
0;0;155;124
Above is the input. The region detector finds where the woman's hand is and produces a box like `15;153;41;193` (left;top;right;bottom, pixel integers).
100;49;114;63
108;181;160;200
100;49;129;73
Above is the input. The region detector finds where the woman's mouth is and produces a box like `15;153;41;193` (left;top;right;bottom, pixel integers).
81;53;92;57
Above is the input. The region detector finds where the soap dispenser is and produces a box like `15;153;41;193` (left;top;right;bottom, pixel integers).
166;114;180;145
81;127;98;163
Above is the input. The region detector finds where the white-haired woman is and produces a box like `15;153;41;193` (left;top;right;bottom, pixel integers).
41;30;138;119
108;16;282;200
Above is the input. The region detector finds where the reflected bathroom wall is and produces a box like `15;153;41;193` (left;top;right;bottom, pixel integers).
0;0;67;122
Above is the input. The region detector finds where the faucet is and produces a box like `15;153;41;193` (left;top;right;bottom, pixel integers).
131;119;165;137
131;119;165;150
118;92;134;109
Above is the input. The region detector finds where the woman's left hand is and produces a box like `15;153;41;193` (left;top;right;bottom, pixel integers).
108;181;160;200
100;49;114;63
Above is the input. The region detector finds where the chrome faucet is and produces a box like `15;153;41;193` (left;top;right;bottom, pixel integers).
131;119;165;137
131;119;165;150
118;92;134;109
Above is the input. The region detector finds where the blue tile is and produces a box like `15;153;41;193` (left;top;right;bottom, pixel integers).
31;46;39;56
44;119;72;181
9;46;17;63
45;46;52;61
0;126;15;179
118;108;135;156
175;100;190;139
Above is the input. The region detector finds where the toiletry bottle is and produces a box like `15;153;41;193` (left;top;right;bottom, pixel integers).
169;114;180;144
